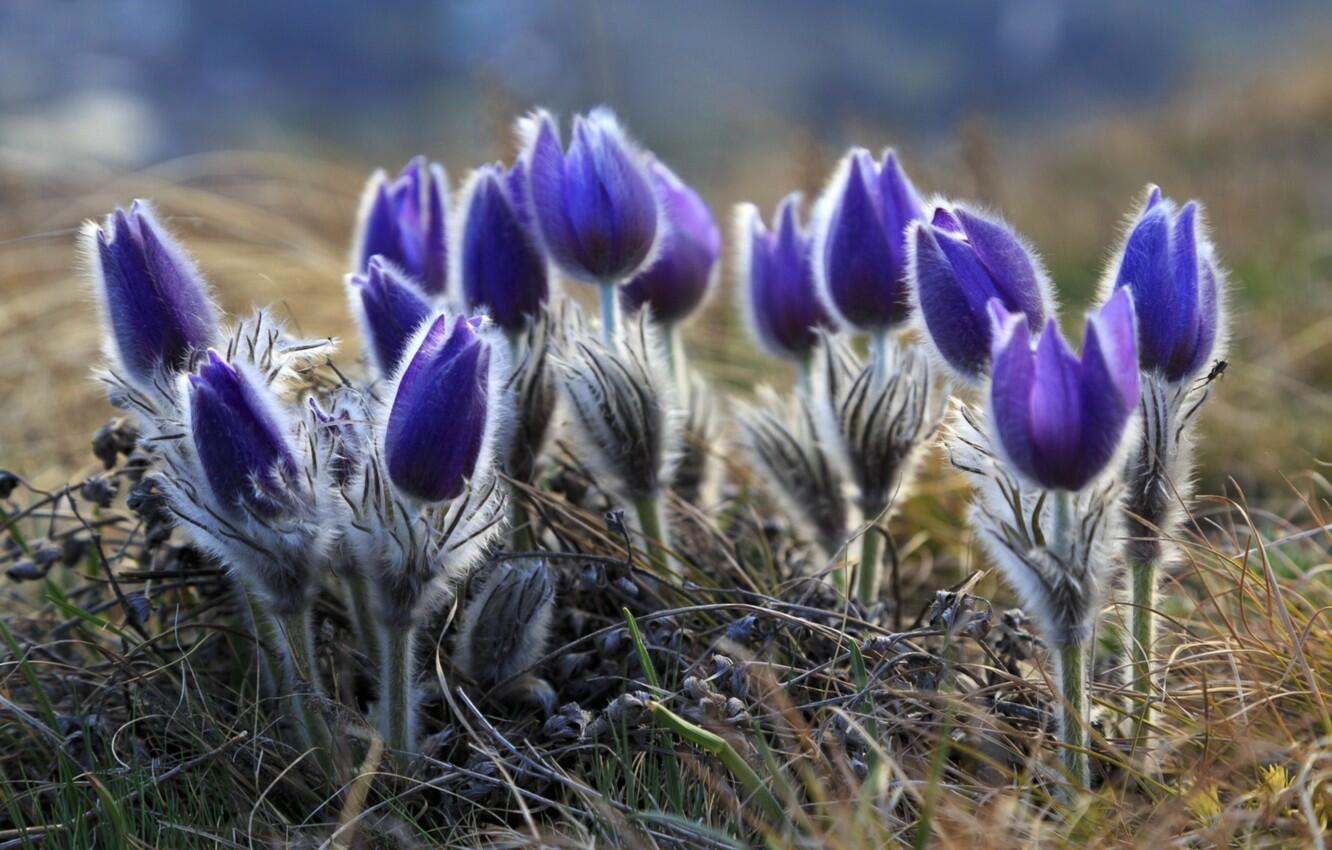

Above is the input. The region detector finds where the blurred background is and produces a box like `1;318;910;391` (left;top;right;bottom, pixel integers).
1;0;1330;496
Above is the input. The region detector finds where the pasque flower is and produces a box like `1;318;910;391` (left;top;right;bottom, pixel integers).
910;203;1053;382
384;313;496;503
989;287;1140;492
458;161;551;331
522;107;660;284
1111;185;1222;383
737;194;830;360
188;351;299;512
84;200;220;385
813;148;925;331
347;256;432;377
621;162;720;324
352;156;449;296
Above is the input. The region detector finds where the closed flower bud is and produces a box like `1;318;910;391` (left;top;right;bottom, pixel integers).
352;156;449;296
1110;186;1223;383
989;288;1140;492
621;163;720;324
83;201;219;385
307;392;365;487
454;558;556;689
736;194;831;359
910;203;1053;383
384;313;501;503
813;148;925;331
521;107;660;284
187;351;299;512
347;256;432;377
458;161;550;331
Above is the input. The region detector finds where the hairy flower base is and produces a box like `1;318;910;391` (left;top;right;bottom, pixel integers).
672;370;721;503
947;401;1128;647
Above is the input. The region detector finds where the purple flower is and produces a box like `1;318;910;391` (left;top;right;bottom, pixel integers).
188;351;298;510
1112;186;1221;383
910;203;1052;383
458;161;550;331
621;163;720;324
989;288;1140;491
522;108;660;283
85;201;219;384
384;314;494;502
738;194;831;359
347;256;433;378
353;156;449;296
814;148;925;331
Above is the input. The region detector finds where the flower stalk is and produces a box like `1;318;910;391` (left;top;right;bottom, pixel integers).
1129;559;1156;751
1048;488;1090;790
276;609;336;777
381;624;417;753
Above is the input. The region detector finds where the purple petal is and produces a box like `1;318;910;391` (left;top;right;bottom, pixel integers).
1025;321;1084;488
621;162;719;323
913;223;993;380
461;166;549;331
350;258;433;377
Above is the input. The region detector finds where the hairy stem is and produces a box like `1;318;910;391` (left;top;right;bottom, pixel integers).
869;329;889;390
856;512;883;608
241;585;285;699
381;624;417;753
276;610;336;777
1129;559;1157;752
598;281;619;346
1056;640;1091;791
633;495;674;577
795;352;813;400
662;321;691;406
510;498;535;551
342;569;381;663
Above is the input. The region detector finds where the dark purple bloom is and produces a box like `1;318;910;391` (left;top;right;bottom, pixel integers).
1112;186;1221;383
459;161;550;331
522;108;660;283
353;156;448;296
86;201;219;383
815;148;925;331
621;163;720;324
188;351;298;510
385;314;493;502
347;256;433;378
910;203;1052;383
989;288;1140;491
739;194;830;359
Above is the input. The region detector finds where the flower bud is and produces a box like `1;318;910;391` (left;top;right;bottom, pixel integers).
384;314;498;502
454;558;556;689
84;201;219;385
352;156;448;296
989;288;1139;491
521;108;660;283
347;256;432;377
187;351;299;512
813;148;925;331
736;194;830;359
910;203;1053;383
458;161;550;331
1110;186;1223;383
621;163;720;324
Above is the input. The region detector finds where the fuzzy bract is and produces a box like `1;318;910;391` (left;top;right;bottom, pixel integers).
621;162;720;324
521;108;660;284
909;203;1053;383
813;148;925;331
352;156;449;296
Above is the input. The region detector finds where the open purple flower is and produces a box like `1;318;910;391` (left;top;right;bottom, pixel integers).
989;288;1139;491
910;203;1052;383
737;194;830;359
384;314;494;502
85;201;219;384
187;351;298;511
522;108;660;284
621;163;720;324
353;156;449;296
814;148;925;331
1111;186;1221;383
347;256;433;378
458;161;550;332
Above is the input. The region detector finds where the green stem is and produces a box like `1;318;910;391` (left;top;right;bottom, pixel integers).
598;281;619;346
1129;559;1157;752
633;495;673;577
795;352;813;400
510;497;535;551
241;585;285;699
663;321;690;405
342;569;381;663
381;624;416;753
1057;641;1091;790
869;330;889;390
856;512;883;608
276;610;336;777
